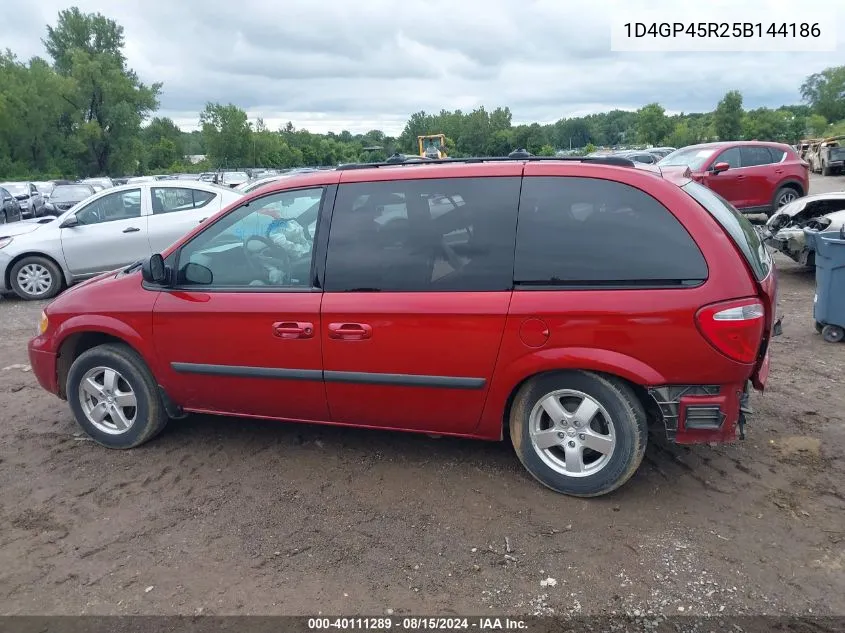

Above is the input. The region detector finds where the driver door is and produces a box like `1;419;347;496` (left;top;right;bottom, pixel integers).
151;186;331;421
61;188;150;277
701;147;745;208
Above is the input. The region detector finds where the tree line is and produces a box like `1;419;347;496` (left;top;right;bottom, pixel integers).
2;7;845;179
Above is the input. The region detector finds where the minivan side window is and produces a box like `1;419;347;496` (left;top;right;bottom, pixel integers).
323;177;521;292
514;177;708;286
175;187;324;289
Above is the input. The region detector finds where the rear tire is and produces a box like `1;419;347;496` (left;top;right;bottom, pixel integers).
822;162;832;177
66;343;169;448
772;186;799;212
509;371;647;497
9;256;63;300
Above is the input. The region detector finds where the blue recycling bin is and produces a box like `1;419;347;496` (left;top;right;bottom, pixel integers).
804;227;845;343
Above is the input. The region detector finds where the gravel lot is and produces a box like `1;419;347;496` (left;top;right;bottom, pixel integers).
0;175;844;617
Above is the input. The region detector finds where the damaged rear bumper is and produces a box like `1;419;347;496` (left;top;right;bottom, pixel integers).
649;317;782;444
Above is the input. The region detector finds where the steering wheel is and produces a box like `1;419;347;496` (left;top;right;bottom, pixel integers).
440;238;464;272
244;235;291;282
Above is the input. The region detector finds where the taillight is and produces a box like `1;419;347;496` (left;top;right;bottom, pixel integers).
695;298;765;364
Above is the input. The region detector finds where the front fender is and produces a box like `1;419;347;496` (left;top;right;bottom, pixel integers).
52;314;158;368
475;346;666;439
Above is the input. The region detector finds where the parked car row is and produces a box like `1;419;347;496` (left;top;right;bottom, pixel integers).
0;181;243;300
0;181;48;221
589;146;676;165
0;178;114;223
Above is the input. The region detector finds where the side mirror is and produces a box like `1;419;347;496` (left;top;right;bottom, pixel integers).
712;162;730;174
59;216;79;228
183;262;213;285
141;253;168;284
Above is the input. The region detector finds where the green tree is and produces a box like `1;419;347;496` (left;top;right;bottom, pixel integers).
808;113;829;136
741;108;791;142
666;121;698;148
200;102;251;167
636;103;671;145
44;7;160;175
801;66;845;123
713;90;744;141
142;117;184;170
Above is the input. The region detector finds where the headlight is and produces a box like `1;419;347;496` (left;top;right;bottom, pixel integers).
38;311;49;335
0;237;12;249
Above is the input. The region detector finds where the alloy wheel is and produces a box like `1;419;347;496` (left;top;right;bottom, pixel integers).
78;366;138;435
777;190;798;207
528;389;616;477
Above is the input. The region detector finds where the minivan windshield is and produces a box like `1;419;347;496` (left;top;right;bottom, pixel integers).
659;147;716;170
682;180;771;281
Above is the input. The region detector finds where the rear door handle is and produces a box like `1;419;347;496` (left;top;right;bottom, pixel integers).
272;321;314;339
123;226;141;233
328;322;372;340
198;217;207;224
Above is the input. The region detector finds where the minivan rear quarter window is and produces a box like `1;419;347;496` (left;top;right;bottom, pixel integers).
682;180;771;281
514;177;708;287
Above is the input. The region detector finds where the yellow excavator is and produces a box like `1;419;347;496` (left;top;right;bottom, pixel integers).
418;134;447;159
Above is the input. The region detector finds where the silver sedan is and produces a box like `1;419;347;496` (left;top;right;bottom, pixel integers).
0;181;243;300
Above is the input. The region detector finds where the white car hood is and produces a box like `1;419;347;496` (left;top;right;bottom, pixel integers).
0;217;55;238
766;193;845;227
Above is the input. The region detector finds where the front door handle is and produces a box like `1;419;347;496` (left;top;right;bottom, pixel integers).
198;217;207;224
123;226;141;233
273;321;314;339
328;322;373;340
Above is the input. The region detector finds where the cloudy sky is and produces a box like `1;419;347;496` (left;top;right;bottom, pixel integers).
1;0;842;135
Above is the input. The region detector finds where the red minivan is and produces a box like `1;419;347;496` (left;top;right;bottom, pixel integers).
659;141;809;215
28;156;780;497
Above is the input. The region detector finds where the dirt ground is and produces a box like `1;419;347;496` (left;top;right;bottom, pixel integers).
0;176;844;618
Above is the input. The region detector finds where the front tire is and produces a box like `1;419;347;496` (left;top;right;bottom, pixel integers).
66;343;169;448
9;256;63;300
509;371;647;497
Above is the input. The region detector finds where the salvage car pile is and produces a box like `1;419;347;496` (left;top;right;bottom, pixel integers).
762;192;845;267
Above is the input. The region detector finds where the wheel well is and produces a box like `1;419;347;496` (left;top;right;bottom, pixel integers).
501;369;661;437
5;252;67;291
778;181;804;197
56;332;126;399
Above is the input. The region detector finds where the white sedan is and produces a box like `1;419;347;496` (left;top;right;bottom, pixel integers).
0;180;243;300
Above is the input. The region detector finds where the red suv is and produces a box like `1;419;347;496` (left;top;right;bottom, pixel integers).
27;157;780;497
659;141;809;215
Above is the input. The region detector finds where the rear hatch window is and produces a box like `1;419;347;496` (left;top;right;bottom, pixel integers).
681;181;771;281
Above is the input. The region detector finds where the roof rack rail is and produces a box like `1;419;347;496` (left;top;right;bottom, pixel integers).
337;154;638;171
